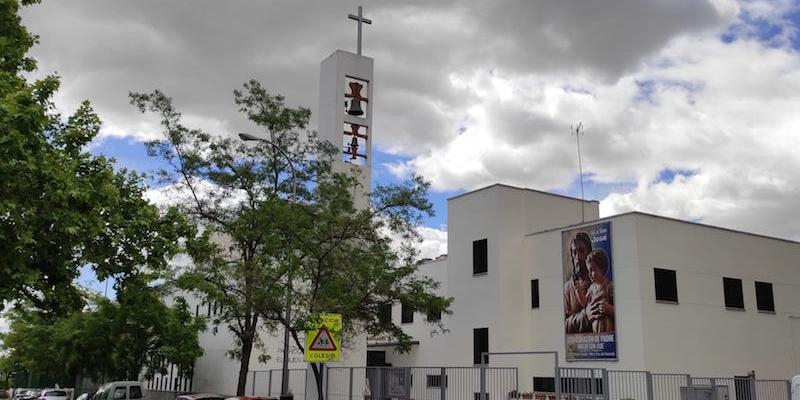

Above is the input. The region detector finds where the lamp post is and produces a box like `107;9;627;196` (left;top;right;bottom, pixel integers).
238;132;296;400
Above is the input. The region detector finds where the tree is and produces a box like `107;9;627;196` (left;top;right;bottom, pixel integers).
131;81;452;399
1;277;205;385
0;0;197;317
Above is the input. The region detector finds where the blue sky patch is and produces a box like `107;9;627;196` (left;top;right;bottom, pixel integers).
654;168;699;184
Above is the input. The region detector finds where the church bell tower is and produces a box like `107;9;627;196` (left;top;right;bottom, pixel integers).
318;6;373;209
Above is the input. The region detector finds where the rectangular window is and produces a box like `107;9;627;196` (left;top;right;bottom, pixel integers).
195;304;199;317
426;375;447;388
473;327;489;365
378;303;392;324
723;277;745;309
427;310;442;322
129;387;142;400
401;302;414;324
473;239;488;274
533;377;555;393
531;279;540;308
755;281;775;312
654;268;678;303
206;301;211;317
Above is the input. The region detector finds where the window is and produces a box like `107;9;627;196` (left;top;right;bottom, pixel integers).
426;375;447;388
533;377;555;393
473;327;489;365
113;388;126;400
207;301;212;317
195;304;199;317
654;268;678;303
378;303;392;324
427;310;442;322
531;279;540;308
401;302;414;323
755;281;775;312
723;277;745;309
473;239;488;274
129;387;142;400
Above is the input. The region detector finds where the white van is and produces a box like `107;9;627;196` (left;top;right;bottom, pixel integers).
91;382;144;400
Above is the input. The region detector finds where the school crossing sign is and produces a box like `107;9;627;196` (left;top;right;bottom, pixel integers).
304;313;342;362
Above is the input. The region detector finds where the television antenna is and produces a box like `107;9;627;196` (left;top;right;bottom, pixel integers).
571;122;586;222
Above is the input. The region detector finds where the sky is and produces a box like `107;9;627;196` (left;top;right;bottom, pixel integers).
17;0;800;272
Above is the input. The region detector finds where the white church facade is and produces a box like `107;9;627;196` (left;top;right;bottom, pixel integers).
147;8;800;397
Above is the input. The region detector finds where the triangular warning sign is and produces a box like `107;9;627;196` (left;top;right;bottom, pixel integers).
309;327;337;351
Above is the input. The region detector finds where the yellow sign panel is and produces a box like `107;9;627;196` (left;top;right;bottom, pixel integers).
304;313;342;363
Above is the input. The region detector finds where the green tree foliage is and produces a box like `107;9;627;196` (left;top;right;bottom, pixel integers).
1;278;205;384
0;0;197;317
131;81;452;398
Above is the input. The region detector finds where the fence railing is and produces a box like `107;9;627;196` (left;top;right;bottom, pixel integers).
243;366;791;400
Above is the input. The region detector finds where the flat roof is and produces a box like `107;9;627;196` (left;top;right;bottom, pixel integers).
525;210;800;246
447;183;600;204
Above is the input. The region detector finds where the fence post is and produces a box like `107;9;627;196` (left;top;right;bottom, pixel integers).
686;374;692;387
252;371;257;395
480;360;487;400
348;367;354;400
787;380;793;400
269;370;273;397
645;372;654;400
749;376;757;400
440;368;446;400
554;363;561;400
324;365;330;400
709;378;716;400
601;369;609;400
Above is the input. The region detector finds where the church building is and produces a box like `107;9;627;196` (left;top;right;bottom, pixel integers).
148;6;800;399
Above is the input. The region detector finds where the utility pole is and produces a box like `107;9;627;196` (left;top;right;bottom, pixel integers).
571;122;586;222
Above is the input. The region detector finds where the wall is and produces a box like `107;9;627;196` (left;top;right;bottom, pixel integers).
634;213;800;379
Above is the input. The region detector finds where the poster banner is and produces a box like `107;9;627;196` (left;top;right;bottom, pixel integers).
562;221;616;361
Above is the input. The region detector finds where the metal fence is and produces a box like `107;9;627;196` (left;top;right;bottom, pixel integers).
244;366;790;400
248;368;309;398
534;368;791;400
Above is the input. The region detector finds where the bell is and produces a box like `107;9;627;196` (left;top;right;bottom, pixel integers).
347;99;364;116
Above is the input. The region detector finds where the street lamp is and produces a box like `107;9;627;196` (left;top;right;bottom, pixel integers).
238;132;296;400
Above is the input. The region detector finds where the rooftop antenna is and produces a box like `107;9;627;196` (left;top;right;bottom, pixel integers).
571;122;585;222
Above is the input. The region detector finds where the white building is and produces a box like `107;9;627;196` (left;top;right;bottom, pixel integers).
372;183;800;388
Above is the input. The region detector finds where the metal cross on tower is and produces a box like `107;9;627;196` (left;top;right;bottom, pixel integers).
348;5;372;55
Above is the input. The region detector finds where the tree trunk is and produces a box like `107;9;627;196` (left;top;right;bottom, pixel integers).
236;333;255;396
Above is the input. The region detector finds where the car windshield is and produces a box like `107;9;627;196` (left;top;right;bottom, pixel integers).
44;392;67;397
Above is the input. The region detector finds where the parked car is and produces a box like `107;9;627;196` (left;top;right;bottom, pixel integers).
176;394;224;400
39;389;71;400
75;394;89;400
91;383;144;400
224;397;276;400
15;390;40;400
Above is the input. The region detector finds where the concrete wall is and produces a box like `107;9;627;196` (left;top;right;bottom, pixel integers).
633;213;800;379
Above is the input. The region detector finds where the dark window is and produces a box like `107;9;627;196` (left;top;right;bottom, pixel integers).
129;387;142;400
426;375;447;387
378;303;392;324
531;279;540;308
366;351;387;366
195;304;199;317
533;377;555;393
473;239;488;274
723;277;745;309
654;268;678;302
206;302;211;317
755;281;775;312
473;327;489;365
427;310;441;322
401;302;414;323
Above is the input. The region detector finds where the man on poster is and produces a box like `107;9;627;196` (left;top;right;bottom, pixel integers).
562;222;617;360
